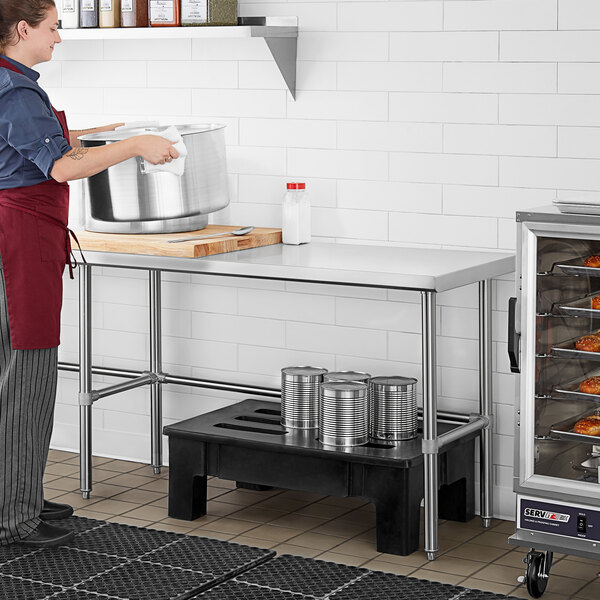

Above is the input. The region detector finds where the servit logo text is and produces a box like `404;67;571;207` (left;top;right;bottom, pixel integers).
524;508;570;523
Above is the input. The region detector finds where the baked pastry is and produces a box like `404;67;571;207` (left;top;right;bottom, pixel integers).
592;296;600;310
575;334;600;352
585;256;600;268
574;415;600;436
579;376;600;394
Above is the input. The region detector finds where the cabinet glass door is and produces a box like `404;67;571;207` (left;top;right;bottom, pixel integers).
531;235;600;485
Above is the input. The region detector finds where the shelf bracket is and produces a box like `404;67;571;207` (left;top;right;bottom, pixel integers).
264;36;297;100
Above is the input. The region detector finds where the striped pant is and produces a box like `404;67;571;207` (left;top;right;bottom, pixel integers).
0;258;58;545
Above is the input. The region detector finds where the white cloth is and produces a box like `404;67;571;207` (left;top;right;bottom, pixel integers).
139;126;188;177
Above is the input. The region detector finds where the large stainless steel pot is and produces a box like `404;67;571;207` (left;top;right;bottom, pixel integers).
79;124;229;234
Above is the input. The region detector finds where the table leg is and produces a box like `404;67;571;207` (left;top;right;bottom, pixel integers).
421;290;438;560
479;279;493;528
79;264;93;499
149;270;162;474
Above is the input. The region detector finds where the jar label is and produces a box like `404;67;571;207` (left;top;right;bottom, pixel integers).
122;0;133;10
62;0;76;13
150;0;174;22
100;0;113;10
81;0;95;11
182;0;207;22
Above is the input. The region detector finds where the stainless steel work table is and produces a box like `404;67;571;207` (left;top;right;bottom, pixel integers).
65;242;515;560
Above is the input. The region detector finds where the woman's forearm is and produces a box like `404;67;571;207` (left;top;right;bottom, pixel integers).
50;138;139;183
69;123;125;147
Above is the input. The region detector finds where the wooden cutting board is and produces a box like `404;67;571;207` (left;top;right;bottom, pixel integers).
75;225;282;258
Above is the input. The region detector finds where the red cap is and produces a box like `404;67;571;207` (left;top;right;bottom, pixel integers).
297;183;306;190
287;183;297;190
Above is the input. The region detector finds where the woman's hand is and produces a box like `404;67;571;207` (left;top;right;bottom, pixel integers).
134;135;180;165
52;134;179;183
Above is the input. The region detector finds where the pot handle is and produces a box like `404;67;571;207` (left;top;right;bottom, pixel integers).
116;121;160;131
137;156;149;175
508;297;520;374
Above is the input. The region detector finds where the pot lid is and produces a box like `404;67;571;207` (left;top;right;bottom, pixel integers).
78;123;226;142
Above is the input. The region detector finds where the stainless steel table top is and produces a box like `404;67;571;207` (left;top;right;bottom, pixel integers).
76;241;515;292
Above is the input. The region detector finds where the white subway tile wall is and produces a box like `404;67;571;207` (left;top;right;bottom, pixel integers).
49;0;595;521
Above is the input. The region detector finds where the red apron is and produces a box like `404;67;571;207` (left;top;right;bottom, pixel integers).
0;58;84;349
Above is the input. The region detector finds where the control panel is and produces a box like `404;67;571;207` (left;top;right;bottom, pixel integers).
518;497;600;542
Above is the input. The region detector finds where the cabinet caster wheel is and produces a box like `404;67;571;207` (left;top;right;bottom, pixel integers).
523;549;553;598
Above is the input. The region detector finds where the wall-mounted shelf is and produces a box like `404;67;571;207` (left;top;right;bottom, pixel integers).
60;17;298;98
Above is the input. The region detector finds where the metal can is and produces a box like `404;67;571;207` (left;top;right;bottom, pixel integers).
319;381;369;447
324;370;371;384
369;376;418;442
281;366;328;429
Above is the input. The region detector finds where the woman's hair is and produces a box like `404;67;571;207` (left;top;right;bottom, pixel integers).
0;0;56;53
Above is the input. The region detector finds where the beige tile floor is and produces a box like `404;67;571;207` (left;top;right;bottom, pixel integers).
44;449;600;599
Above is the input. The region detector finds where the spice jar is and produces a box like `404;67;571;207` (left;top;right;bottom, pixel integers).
121;0;149;27
208;0;237;26
150;0;181;26
61;0;79;29
182;0;208;26
100;0;121;28
80;0;99;28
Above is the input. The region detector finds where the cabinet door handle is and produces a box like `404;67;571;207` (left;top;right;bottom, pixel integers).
508;297;520;374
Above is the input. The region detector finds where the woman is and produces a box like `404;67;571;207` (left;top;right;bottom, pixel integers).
0;0;178;547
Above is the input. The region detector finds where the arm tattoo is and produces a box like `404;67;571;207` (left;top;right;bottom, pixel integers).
65;147;89;161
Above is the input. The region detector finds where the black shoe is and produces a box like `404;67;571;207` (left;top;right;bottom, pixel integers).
17;522;74;548
40;499;74;521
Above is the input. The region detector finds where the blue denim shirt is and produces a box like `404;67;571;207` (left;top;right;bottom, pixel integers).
0;55;71;190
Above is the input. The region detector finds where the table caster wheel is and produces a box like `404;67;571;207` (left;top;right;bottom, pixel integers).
523;549;553;598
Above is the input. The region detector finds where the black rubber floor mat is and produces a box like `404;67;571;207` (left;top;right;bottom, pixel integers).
0;546;125;587
49;590;122;600
329;571;460;600
0;517;520;600
0;516;275;600
0;574;61;599
199;558;522;600
70;521;182;558
198;579;308;600
0;542;39;566
78;561;215;600
140;536;274;576
235;555;368;598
